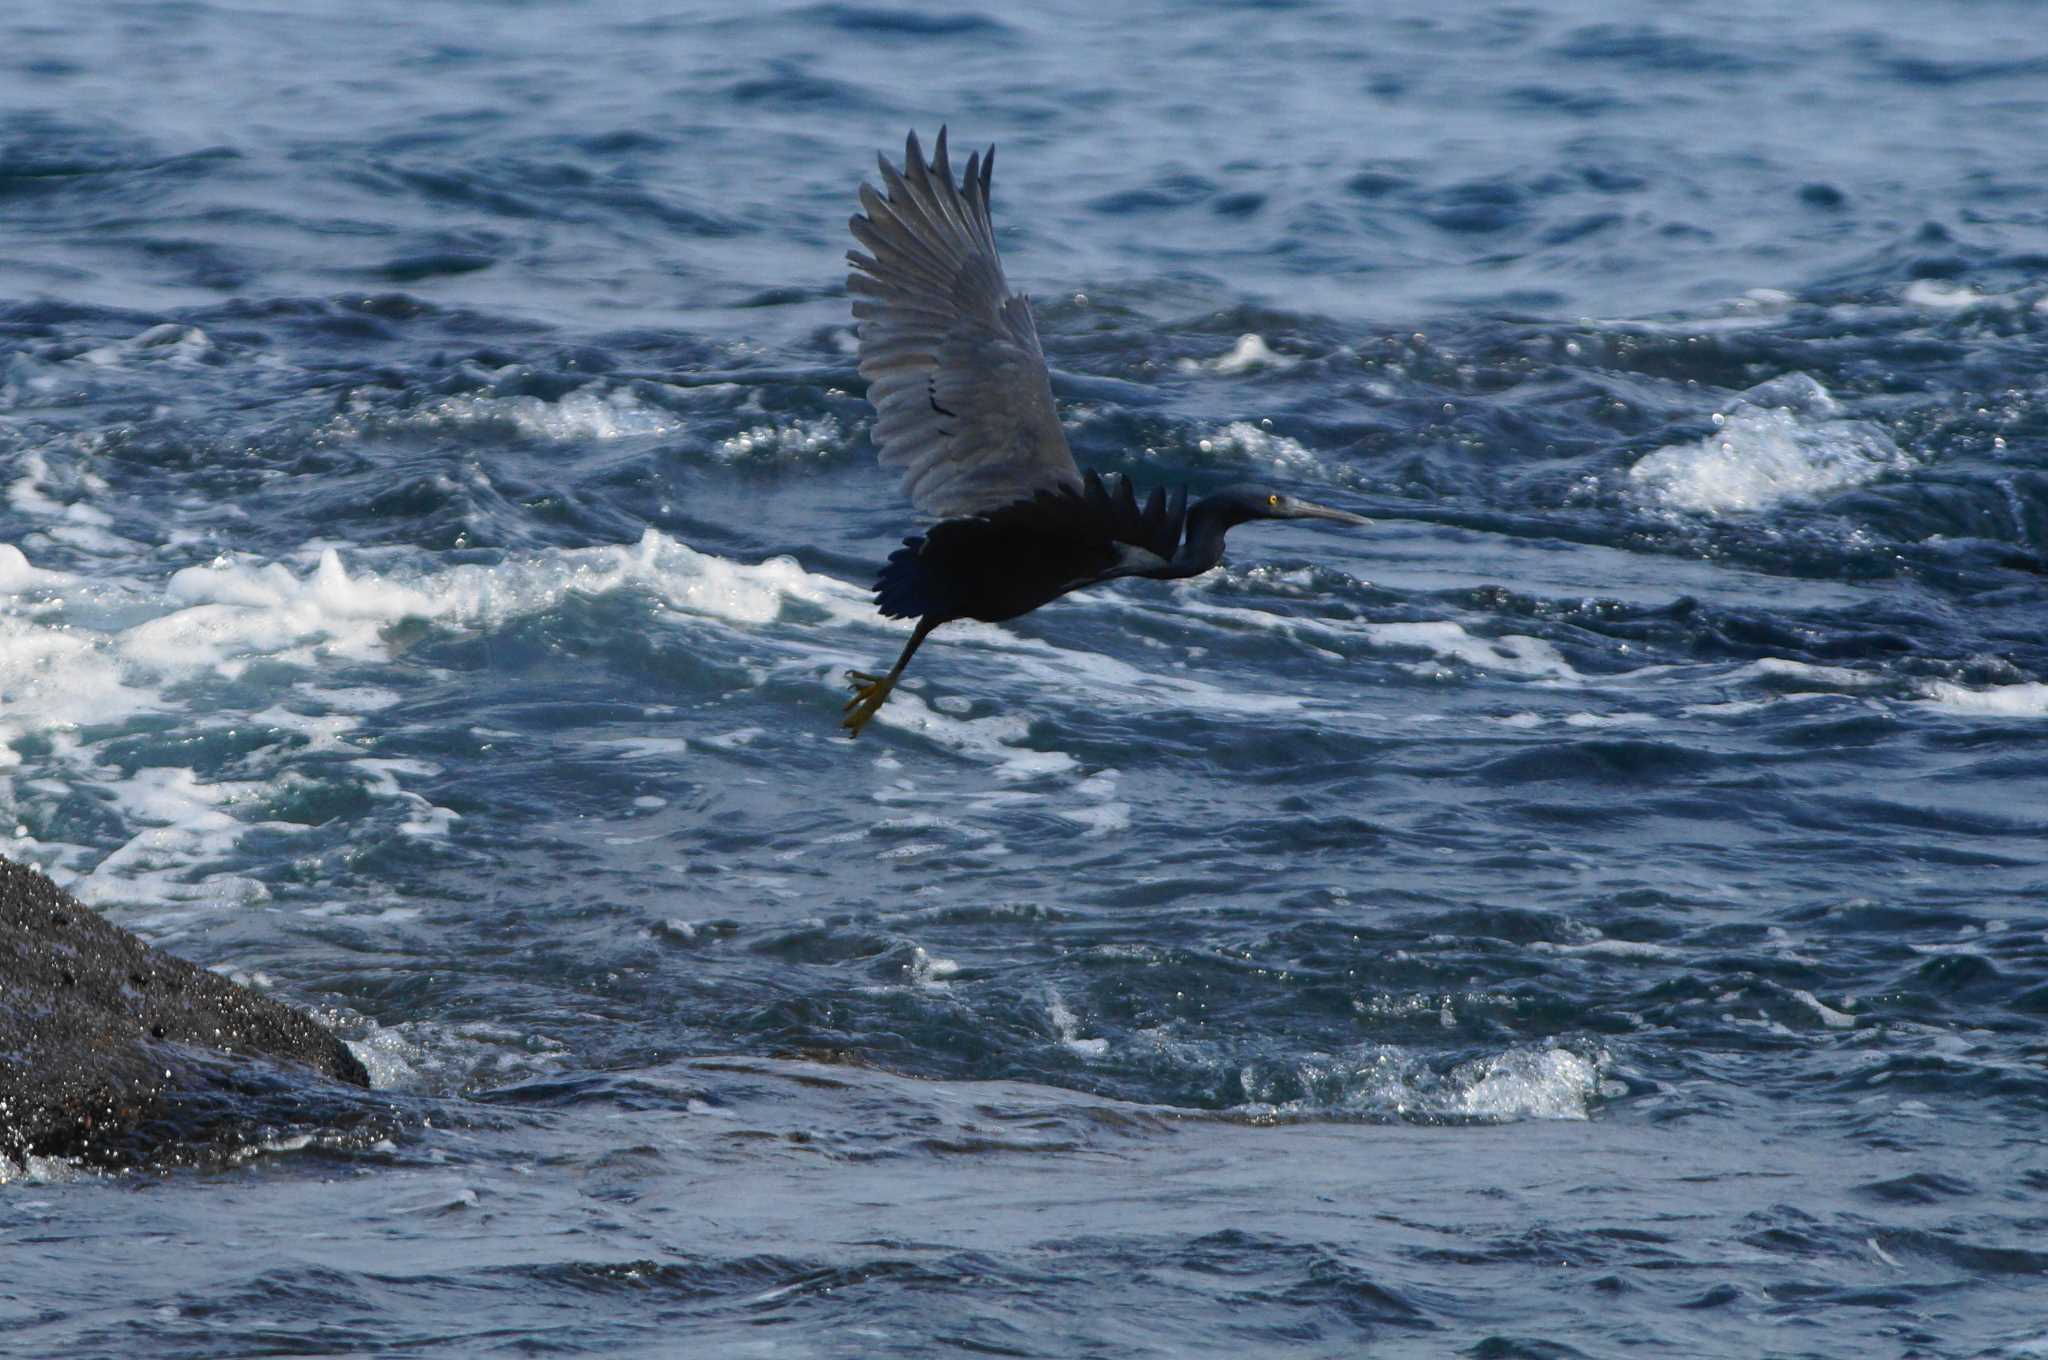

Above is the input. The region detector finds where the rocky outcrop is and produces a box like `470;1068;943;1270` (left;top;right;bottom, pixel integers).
0;855;369;1169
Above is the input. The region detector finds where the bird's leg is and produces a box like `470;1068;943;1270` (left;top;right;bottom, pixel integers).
842;618;939;737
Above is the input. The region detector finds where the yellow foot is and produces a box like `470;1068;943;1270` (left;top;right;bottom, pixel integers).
841;669;897;737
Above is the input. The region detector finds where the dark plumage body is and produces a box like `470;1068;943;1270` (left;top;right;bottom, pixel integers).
877;472;1189;624
840;131;1369;734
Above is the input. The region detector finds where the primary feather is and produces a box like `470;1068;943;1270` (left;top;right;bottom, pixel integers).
847;127;1081;517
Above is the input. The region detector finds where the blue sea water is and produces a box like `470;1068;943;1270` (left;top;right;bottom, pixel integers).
4;0;2047;1354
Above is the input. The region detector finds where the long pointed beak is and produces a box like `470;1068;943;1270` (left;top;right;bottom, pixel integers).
1288;499;1372;527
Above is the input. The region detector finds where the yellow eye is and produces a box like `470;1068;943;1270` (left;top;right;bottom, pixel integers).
1267;494;1279;507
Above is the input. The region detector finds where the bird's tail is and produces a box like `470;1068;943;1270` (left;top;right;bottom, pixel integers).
873;537;935;620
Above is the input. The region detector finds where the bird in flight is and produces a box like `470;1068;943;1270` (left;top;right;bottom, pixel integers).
842;128;1370;736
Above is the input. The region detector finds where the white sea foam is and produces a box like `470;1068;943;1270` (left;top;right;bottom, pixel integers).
1232;1041;1607;1123
75;765;275;913
79;323;213;368
1628;374;1908;514
593;736;693;760
341;1017;569;1093
1053;771;1131;837
1364;620;1578;680
1178;332;1297;375
1046;989;1109;1058
128;529;873;685
1903;280;1999;311
1447;1047;1604;1121
1196;419;1324;476
1531;937;1681;961
1790;989;1857;1029
253;706;365;752
906;945;958;988
1677;698;1778;718
0;543;68;594
0;528;895;910
8;451;110;523
293;681;403;712
1563;710;1653;728
858;686;1079;780
0;1153;93;1186
1745;657;1884;690
858;622;1314;734
1915;680;2048;717
5;449;141;555
0;588;168;773
716;416;842;462
1168;593;1351;647
1062;803;1133;835
340;385;681;443
1030;592;1606;732
1672;666;2047;724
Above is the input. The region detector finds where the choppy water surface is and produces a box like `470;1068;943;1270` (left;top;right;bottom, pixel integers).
5;1;2047;1354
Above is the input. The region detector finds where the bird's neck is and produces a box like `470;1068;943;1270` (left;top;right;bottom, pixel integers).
1161;495;1247;579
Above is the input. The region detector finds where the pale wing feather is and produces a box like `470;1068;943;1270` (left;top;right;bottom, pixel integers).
848;128;1081;517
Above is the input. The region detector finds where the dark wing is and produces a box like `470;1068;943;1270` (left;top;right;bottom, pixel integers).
991;471;1185;563
848;128;1082;518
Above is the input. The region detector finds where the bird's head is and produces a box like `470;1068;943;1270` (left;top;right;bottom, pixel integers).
1205;484;1373;529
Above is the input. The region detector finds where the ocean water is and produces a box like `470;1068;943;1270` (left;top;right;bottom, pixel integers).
4;0;2047;1354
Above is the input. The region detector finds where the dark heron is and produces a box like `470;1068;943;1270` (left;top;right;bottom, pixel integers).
842;128;1371;736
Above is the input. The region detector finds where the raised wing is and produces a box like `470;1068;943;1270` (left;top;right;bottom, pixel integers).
848;128;1082;517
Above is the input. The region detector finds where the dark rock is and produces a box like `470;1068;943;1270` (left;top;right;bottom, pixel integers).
1;855;369;1169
